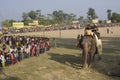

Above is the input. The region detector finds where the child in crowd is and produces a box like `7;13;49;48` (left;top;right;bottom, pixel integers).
36;42;40;56
10;51;15;64
0;51;2;67
31;46;35;56
0;51;6;68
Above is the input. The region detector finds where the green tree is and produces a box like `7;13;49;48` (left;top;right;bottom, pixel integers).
22;10;42;25
52;10;76;25
22;12;28;20
28;10;37;20
78;16;84;23
36;10;41;18
87;8;98;20
52;10;63;24
21;10;78;26
9;19;16;26
47;13;53;20
69;13;76;20
2;20;11;28
111;12;120;23
107;9;112;20
22;12;32;25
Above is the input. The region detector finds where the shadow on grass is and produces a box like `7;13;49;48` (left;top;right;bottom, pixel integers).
92;54;120;79
51;38;78;50
93;37;120;78
51;37;120;52
50;37;120;78
97;37;120;54
48;52;83;69
0;68;21;80
2;77;22;80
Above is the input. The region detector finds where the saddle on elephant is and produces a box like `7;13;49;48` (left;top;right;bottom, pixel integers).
77;26;102;55
77;26;95;47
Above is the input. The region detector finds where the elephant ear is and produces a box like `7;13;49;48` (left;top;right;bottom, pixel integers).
76;34;81;47
77;34;80;41
76;34;84;48
81;34;83;40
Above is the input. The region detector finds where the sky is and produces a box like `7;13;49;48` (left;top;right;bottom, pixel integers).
0;0;120;28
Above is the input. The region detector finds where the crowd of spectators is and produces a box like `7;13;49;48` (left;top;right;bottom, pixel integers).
0;35;50;68
2;23;120;34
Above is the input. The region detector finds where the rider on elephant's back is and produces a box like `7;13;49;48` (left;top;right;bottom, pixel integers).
84;24;93;39
91;24;101;39
84;24;101;39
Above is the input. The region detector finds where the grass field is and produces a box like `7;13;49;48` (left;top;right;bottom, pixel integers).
0;37;120;80
1;26;120;80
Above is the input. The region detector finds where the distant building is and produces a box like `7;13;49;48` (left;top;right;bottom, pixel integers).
92;19;98;24
28;20;39;26
12;22;24;29
106;20;111;23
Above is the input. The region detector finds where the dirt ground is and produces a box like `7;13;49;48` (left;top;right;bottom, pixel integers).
8;26;120;38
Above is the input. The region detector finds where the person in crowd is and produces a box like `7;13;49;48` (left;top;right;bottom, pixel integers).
5;53;11;66
24;44;30;58
0;51;3;67
17;45;21;61
36;42;40;56
2;43;6;51
10;45;14;54
20;44;24;60
31;46;35;56
53;38;57;48
10;51;15;64
9;36;12;46
13;50;18;63
45;38;50;51
0;52;6;68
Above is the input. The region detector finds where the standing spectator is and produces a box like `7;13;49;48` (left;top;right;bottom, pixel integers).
5;54;11;66
24;44;30;58
0;53;6;68
9;36;12;46
10;51;15;64
36;42;40;56
0;51;2;67
46;38;50;51
53;38;57;48
13;51;18;63
2;44;6;51
107;28;110;34
20;44;24;60
31;46;35;56
17;46;21;61
9;46;14;54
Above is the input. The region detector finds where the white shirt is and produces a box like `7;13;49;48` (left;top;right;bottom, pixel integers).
0;55;6;62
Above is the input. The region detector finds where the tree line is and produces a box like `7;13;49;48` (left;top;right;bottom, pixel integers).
2;8;120;28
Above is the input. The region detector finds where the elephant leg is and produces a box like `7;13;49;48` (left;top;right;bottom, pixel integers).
83;52;88;68
88;53;94;67
82;51;84;66
93;53;96;62
88;53;91;67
